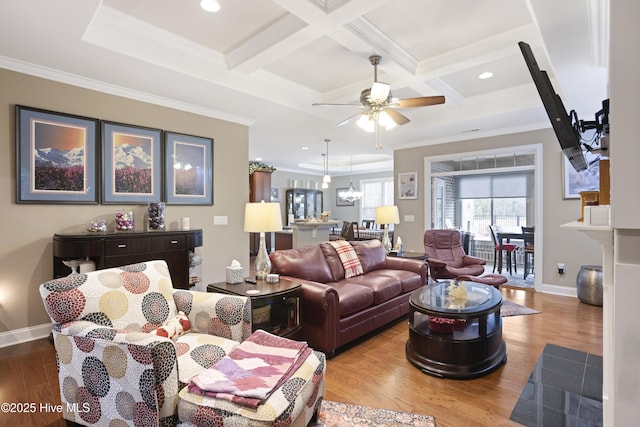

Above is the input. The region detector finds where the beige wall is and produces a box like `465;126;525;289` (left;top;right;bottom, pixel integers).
394;129;602;289
0;69;250;341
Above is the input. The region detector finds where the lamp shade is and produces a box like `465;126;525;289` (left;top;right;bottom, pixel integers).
244;201;283;232
376;205;400;225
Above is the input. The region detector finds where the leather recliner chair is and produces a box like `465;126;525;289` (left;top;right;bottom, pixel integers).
424;229;486;280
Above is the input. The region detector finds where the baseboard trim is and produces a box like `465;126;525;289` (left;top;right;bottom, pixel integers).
540;283;578;298
0;323;53;348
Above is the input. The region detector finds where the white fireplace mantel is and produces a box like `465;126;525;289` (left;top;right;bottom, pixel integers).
561;221;613;426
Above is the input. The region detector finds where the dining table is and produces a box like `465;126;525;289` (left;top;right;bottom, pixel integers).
496;231;524;274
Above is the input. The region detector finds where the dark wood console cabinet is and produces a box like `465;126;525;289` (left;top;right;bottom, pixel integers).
53;230;203;289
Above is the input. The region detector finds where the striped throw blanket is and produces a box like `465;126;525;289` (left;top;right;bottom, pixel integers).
188;330;311;408
328;240;363;279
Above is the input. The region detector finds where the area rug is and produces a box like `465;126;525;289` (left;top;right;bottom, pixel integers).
314;400;436;427
501;300;541;317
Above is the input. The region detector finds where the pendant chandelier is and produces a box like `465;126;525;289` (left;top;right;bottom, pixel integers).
338;156;363;202
322;138;331;185
321;153;329;189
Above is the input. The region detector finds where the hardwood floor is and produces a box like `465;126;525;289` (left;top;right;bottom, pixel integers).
324;287;603;427
0;288;602;427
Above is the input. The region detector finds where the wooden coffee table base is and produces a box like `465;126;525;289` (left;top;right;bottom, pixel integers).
406;332;506;379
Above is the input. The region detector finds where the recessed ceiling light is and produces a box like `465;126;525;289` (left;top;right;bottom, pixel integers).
255;157;263;161
478;72;493;80
301;146;310;150
200;0;220;12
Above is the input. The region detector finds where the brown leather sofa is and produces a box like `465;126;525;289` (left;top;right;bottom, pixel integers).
269;239;428;357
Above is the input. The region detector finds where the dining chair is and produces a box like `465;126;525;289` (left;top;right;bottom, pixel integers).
362;219;376;229
521;226;535;279
489;225;518;275
339;221;355;240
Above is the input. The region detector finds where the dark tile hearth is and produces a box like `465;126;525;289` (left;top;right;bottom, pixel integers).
510;343;603;427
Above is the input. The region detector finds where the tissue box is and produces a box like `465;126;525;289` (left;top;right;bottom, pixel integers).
226;267;244;284
584;205;610;226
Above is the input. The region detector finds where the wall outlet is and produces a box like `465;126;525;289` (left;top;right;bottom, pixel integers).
557;263;565;274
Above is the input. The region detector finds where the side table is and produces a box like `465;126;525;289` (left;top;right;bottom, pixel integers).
207;277;302;339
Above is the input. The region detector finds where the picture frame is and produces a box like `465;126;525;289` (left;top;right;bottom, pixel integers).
562;153;600;199
164;132;213;205
270;186;281;202
101;121;162;204
336;187;355;206
398;171;418;199
15;105;99;204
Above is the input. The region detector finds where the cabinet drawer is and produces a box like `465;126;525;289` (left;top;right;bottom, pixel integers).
105;237;149;255
150;235;186;251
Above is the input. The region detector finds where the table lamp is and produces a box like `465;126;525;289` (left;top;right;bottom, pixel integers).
244;201;283;280
376;205;400;253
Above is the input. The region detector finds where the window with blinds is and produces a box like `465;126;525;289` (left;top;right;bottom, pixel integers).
360;178;394;224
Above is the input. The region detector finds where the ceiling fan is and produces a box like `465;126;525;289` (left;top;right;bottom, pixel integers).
313;55;445;146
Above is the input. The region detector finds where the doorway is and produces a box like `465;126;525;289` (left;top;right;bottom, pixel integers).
424;145;542;291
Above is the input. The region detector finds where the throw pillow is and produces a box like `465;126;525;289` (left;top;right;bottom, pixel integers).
328;240;364;279
152;311;191;339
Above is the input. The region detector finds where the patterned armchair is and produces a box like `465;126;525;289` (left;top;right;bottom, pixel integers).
39;260;251;427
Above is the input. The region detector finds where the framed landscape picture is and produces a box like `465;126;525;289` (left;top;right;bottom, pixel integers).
101;121;162;204
562;153;600;199
270;186;281;202
398;171;418;199
164;132;213;205
15;105;99;204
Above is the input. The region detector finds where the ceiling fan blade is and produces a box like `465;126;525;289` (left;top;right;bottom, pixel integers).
383;108;410;125
395;96;445;108
370;82;390;102
337;111;364;126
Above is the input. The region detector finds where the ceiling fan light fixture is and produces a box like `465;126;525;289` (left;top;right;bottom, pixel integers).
378;110;397;130
200;0;221;12
356;114;375;132
370;82;390;102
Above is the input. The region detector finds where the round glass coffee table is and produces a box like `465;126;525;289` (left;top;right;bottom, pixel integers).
405;280;506;379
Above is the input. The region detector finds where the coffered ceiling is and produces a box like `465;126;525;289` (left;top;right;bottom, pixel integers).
0;0;608;175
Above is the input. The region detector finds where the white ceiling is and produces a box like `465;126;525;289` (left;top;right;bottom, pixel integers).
0;0;609;176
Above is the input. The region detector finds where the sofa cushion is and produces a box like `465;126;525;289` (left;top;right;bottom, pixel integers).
350;240;387;273
344;271;403;304
330;282;374;317
320;242;346;282
270;245;334;283
375;269;424;294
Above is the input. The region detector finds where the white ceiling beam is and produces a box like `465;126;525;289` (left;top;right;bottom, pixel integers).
226;0;391;73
